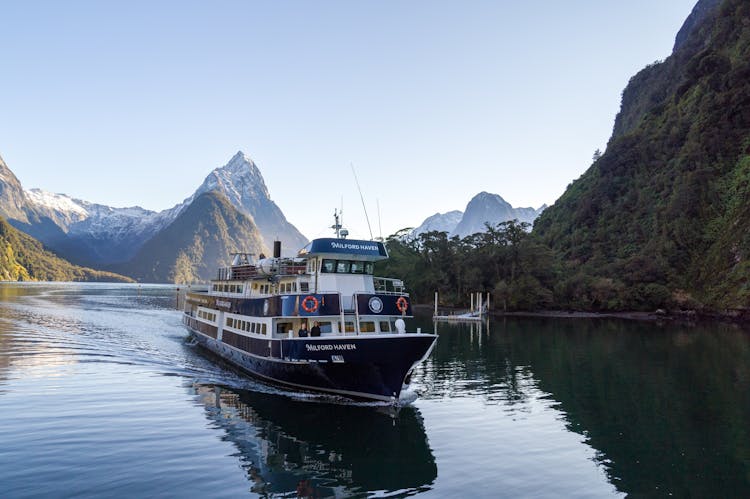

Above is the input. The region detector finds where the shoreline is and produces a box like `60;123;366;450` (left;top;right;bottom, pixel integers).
414;303;750;325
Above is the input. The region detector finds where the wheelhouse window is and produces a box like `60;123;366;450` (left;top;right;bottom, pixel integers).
319;259;375;275
360;321;376;333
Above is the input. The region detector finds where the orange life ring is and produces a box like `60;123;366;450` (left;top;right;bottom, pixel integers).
301;295;319;313
396;296;408;313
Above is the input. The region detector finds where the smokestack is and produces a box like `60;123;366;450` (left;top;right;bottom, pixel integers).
273;241;282;258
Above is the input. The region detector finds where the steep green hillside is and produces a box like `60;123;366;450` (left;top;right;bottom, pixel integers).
116;191;268;283
535;0;750;310
0;217;133;282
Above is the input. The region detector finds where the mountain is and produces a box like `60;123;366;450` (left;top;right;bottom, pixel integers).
411;193;545;239
0;216;132;282
534;0;750;309
0;155;29;222
411;210;464;236
18;189;171;266
451;192;543;238
0;151;307;275
112;191;267;283
187;152;308;255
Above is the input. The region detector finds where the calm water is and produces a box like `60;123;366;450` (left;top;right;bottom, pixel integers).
0;284;748;498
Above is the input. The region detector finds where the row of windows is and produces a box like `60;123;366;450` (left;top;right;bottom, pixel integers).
321;259;375;275
347;321;392;333
226;316;268;335
197;309;217;322
250;281;310;294
212;283;244;293
277;320;394;335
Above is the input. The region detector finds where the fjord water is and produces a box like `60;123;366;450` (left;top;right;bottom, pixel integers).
0;284;748;497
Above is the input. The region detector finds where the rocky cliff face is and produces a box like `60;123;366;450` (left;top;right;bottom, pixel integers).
0;155;30;223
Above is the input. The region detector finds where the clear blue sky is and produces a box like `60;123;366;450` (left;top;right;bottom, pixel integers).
1;0;696;241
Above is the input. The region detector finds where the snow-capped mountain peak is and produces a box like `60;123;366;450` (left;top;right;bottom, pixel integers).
25;188;89;218
197;150;270;205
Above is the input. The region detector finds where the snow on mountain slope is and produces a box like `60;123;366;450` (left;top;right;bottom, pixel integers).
15;151;307;264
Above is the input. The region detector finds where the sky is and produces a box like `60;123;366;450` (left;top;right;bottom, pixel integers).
1;0;697;241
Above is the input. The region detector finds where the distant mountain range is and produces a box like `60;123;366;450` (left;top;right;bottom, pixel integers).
0;151;308;282
412;192;546;238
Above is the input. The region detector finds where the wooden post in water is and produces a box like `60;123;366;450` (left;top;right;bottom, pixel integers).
434;291;438;316
471;293;474;314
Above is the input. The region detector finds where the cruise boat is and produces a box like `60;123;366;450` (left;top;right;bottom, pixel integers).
182;214;437;402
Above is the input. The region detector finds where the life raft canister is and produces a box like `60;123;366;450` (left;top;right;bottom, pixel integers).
396;296;408;313
301;295;319;313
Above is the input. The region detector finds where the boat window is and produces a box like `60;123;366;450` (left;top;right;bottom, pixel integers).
351;261;365;274
321;259;335;273
365;263;374;275
360;321;375;333
317;321;333;333
262;323;267;335
379;321;391;332
336;261;351;273
300;282;309;293
277;322;293;336
344;321;355;333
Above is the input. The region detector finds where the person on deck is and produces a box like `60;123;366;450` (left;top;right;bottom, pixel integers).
298;323;309;337
310;321;321;337
395;318;406;334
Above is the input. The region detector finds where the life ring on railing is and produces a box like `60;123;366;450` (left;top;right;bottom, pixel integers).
396;296;409;314
301;295;319;313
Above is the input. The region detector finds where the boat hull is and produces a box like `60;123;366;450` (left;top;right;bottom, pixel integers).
184;319;437;402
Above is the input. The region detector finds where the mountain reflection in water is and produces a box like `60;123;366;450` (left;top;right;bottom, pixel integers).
193;384;437;497
415;316;750;498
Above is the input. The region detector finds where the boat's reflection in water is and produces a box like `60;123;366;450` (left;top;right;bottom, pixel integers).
193;384;437;497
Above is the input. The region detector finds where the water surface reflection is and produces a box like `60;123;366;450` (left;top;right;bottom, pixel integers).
415;315;750;497
194;384;437;497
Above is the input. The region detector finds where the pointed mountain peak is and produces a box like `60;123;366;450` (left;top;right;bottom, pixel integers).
199;151;270;202
225;150;258;170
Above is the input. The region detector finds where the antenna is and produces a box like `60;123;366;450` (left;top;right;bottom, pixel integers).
331;209;342;238
351;163;374;240
376;198;382;241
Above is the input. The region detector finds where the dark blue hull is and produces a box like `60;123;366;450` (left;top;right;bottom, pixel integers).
184;316;437;401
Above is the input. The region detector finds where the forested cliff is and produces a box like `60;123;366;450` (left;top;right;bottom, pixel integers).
381;0;750;314
534;0;750;310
